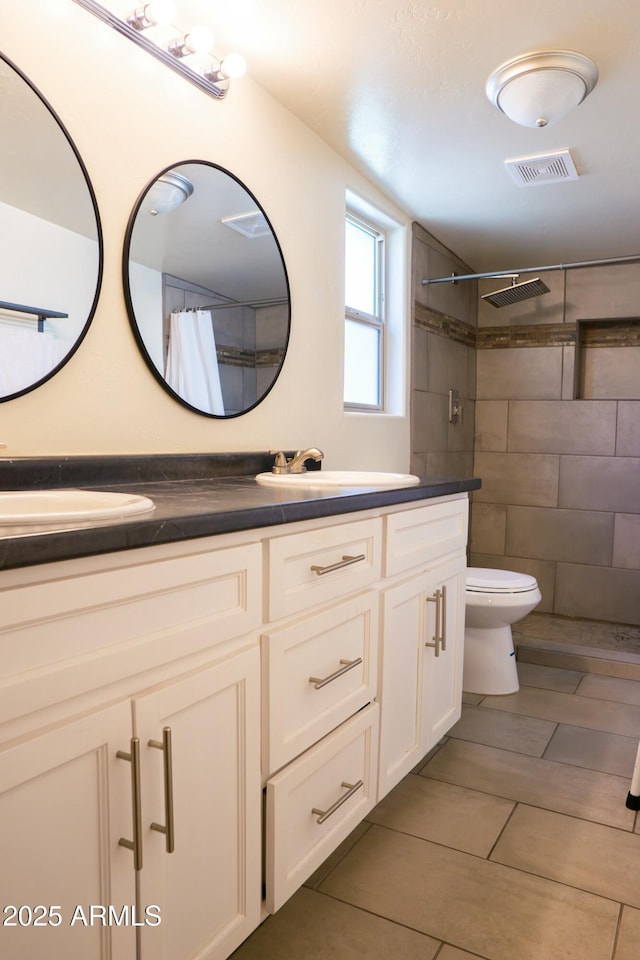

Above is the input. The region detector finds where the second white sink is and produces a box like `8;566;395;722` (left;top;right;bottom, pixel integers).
0;489;155;525
256;470;420;487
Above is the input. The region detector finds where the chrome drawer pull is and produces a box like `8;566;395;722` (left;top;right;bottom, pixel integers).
117;737;143;871
310;554;366;576
312;779;364;824
309;657;363;690
149;726;176;854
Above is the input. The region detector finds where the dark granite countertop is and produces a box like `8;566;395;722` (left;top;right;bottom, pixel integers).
0;454;481;572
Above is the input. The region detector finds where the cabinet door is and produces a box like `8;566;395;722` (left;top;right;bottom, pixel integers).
135;646;261;960
422;554;466;753
378;572;429;799
378;554;466;800
0;702;135;960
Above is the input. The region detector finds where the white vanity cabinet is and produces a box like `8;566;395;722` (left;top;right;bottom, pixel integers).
378;499;468;799
0;537;263;960
0;489;470;960
261;516;382;912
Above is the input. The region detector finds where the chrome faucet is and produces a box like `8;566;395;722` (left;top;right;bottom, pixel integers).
271;447;324;474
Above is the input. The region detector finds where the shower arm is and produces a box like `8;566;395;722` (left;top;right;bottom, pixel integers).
421;253;640;286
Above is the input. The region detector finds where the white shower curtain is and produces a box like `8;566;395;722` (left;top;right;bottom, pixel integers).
165;309;225;415
0;324;61;396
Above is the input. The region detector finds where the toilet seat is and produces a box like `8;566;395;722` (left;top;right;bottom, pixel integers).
466;567;538;594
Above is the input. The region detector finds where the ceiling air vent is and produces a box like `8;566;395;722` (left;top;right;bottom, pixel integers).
221;211;271;238
504;149;579;187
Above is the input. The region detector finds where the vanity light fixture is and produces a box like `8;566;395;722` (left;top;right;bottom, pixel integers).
486;50;599;128
73;0;246;100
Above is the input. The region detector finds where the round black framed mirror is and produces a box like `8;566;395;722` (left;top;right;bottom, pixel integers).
123;160;290;418
0;54;103;402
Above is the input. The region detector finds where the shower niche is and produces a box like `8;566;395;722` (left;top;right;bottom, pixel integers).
574;317;640;399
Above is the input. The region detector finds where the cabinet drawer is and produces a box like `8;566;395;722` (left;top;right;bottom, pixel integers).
265;702;379;913
384;498;468;577
262;592;378;775
0;541;262;726
266;517;382;621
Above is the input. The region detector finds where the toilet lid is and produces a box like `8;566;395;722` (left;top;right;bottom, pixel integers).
466;567;538;593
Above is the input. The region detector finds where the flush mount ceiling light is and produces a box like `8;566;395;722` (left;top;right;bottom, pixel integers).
486;50;598;128
73;0;246;100
146;172;194;215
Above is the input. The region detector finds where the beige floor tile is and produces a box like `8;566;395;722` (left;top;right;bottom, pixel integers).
450;703;556;756
544;723;639;777
438;948;486;960
230;886;441;960
616;906;640;960
462;692;484;705
422;738;635;829
318;825;619;960
577;673;640;707
366;774;514;857
304;821;371;889
480;685;640;738
516;661;584;693
491;804;640;907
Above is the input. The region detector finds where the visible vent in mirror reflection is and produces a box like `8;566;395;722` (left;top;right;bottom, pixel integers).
221;211;271;238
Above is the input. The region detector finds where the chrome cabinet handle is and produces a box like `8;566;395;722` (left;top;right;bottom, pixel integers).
426;589;442;656
312;779;364;824
117;737;143;871
149;727;175;854
440;584;447;652
310;554;365;576
309;657;363;690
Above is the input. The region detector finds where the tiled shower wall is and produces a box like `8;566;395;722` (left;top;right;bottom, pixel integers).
412;230;640;626
472;264;640;626
411;223;477;478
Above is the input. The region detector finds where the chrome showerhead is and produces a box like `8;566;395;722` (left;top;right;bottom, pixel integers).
481;276;550;308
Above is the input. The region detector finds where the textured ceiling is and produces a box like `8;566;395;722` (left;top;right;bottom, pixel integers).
179;0;640;274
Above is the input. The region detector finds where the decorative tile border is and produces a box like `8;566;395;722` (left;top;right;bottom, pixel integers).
414;303;476;347
415;304;640;350
477;323;576;349
579;318;640;347
217;345;285;368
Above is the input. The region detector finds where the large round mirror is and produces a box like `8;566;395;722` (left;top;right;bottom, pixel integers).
0;55;102;402
124;160;290;418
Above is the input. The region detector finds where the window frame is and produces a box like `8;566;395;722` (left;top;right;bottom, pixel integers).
344;211;386;412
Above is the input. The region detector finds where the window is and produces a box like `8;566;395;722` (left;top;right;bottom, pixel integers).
344;213;385;409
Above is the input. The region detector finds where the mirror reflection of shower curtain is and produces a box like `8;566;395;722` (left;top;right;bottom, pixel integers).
165;309;225;415
0;324;60;396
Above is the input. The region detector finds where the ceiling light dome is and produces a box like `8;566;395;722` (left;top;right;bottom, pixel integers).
146;172;194;215
486;50;599;128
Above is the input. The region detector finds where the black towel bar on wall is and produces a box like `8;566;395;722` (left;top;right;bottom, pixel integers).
0;299;68;332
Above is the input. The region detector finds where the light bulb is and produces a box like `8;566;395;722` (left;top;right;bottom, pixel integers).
128;0;176;29
219;52;246;79
183;25;214;55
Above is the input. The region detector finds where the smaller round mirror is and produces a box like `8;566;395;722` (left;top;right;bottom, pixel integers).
124;161;290;418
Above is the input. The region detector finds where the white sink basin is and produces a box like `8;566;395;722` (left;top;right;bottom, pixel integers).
0;489;155;525
256;470;420;488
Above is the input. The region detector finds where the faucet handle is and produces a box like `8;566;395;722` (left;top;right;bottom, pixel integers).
269;450;289;475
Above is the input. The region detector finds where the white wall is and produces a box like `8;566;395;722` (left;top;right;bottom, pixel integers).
0;1;412;471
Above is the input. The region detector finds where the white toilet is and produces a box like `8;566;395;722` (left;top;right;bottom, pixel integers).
463;567;542;695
